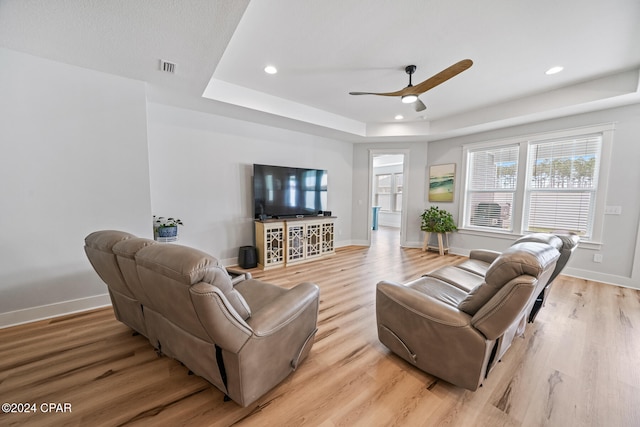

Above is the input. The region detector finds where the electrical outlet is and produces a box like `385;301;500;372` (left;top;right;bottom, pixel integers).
593;254;603;263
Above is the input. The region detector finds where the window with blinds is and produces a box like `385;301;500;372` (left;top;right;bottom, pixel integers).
461;124;611;242
524;136;601;237
465;145;519;231
375;173;403;212
394;173;403;212
375;174;391;211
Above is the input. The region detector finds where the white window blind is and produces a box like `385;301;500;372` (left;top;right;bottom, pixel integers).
375;174;391;211
525;136;601;237
465;145;519;231
461;124;612;242
394;174;403;212
375;173;403;212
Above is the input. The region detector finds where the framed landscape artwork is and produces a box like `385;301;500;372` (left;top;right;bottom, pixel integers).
429;163;455;202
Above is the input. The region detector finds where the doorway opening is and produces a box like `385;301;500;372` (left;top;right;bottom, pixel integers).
369;150;409;247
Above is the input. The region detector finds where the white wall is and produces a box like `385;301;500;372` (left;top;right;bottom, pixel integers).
427;104;640;289
0;48;153;326
146;103;353;263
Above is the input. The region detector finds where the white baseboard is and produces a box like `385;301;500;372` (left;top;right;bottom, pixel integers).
0;294;112;329
344;240;369;247
402;241;422;249
562;267;639;290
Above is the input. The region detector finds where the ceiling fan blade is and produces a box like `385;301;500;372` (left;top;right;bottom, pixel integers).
414;98;426;112
405;59;473;95
349;90;405;97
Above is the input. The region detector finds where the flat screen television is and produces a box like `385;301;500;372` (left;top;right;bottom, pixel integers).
253;164;327;219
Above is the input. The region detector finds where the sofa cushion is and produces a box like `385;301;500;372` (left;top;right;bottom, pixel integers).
85;230;135;252
135;244;251;320
406;276;469;308
424;266;485;292
112;237;158;307
112;237;158;259
454;258;491;277
513;233;563;250
458;242;559;315
84;230;136;298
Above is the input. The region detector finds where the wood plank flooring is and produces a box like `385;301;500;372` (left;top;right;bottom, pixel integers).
1;227;639;426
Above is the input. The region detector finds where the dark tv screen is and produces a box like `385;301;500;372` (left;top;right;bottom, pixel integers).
253;164;327;219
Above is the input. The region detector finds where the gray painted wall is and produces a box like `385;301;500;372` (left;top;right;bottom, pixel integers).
0;48;153;325
146;103;354;260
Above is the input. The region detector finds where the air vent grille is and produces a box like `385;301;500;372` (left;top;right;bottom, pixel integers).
159;60;177;74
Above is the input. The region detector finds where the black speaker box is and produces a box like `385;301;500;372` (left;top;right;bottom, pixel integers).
238;246;257;269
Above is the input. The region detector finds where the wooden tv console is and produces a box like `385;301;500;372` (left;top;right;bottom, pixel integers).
255;216;336;269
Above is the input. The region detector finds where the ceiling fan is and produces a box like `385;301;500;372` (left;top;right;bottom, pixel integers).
349;59;473;112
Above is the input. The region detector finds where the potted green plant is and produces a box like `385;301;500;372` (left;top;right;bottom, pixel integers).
420;206;457;255
420;206;457;233
153;216;184;241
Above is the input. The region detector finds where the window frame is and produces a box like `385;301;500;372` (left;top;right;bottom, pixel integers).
523;135;602;238
460;123;614;246
374;172;403;212
462;143;520;233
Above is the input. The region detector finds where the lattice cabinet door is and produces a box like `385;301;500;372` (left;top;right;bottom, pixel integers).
256;221;285;269
265;225;285;266
286;223;306;263
305;222;323;259
321;221;335;254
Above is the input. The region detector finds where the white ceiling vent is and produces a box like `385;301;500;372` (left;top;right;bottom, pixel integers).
159;59;177;74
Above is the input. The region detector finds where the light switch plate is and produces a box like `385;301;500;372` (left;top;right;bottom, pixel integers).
604;205;622;215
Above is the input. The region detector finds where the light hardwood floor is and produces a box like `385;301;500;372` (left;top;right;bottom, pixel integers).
1;227;639;426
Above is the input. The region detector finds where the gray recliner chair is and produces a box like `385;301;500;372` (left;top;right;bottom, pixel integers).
85;230;320;407
376;241;559;391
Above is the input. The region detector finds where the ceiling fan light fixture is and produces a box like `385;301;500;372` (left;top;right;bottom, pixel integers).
394;114;404;120
264;65;278;74
545;66;564;75
401;94;418;104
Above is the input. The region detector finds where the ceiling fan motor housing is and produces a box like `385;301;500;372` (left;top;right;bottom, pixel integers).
405;65;417;75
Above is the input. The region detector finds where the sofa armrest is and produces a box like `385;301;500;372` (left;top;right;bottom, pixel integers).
190;283;252;352
230;282;319;405
376;280;489;391
247;282;319;336
471;276;537;340
469;249;501;264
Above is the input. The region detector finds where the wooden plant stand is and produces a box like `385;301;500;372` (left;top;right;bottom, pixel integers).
422;232;449;256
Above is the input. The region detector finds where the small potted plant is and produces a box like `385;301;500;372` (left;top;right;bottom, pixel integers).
420;206;457;254
153;216;184;242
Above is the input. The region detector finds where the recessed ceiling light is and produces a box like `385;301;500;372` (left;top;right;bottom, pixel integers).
264;65;278;74
545;66;564;75
395;115;404;120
